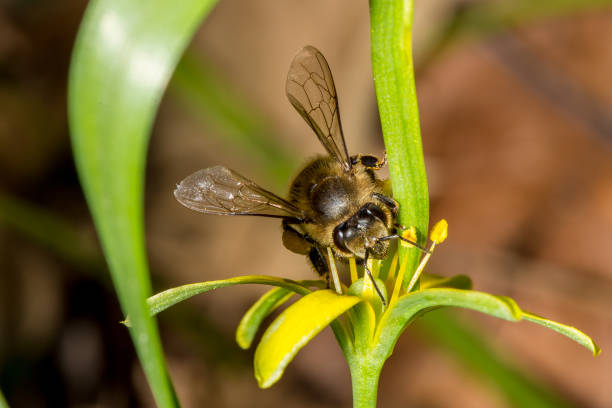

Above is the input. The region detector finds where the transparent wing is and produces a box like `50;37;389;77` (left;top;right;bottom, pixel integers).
174;166;305;220
286;45;351;172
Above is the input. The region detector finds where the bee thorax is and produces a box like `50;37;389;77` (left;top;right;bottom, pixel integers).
310;176;353;221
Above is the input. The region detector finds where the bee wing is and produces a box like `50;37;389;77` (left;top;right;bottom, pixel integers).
286;46;351;172
174;166;305;221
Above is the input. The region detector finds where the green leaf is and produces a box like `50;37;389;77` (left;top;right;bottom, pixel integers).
377;288;601;359
236;287;295;350
132;276;320;322
376;289;523;358
370;0;429;288
420;273;472;290
254;290;361;388
522;311;601;356
68;0;218;405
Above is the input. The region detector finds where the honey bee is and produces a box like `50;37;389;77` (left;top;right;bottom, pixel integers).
174;46;424;303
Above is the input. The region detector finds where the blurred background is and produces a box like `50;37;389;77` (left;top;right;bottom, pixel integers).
1;0;611;407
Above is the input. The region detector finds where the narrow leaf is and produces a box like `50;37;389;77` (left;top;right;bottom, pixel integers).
143;276;318;318
377;289;601;360
376;289;523;358
420;273;472;290
68;1;219;404
370;0;429;287
254;290;361;388
522;311;601;356
236;287;295;350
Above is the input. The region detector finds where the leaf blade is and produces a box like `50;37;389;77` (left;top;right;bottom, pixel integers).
370;0;428;287
522;311;601;356
68;0;218;405
375;288;523;360
145;276;316;318
420;273;472;290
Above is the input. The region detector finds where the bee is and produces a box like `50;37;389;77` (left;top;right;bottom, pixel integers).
174;46;425;303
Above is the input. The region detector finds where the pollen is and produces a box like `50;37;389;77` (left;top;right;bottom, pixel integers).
400;226;417;247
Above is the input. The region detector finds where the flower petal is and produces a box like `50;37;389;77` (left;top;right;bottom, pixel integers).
236;287;294;350
254;290;361;388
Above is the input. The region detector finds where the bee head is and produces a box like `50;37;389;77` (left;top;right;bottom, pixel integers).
333;203;391;259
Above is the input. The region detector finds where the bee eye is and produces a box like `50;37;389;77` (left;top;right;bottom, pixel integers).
333;222;357;254
357;209;372;226
361;203;387;224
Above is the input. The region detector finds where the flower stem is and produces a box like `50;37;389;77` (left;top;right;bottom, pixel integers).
349;356;383;408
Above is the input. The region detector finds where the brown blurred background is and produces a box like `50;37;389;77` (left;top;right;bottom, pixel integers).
1;0;611;407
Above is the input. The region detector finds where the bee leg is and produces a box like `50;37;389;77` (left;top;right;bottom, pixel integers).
363;249;387;306
282;221;330;282
371;193;398;217
282;220;313;255
352;154;387;170
308;246;329;277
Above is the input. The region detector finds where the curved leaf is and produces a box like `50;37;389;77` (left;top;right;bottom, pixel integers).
68;0;218;405
375;289;523;359
254;290;361;388
522;311;601;356
145;276;320;317
376;289;601;360
420;273;472;290
236;287;295;350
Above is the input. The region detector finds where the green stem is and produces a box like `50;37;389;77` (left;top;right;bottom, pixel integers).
349;356;383;408
370;0;429;289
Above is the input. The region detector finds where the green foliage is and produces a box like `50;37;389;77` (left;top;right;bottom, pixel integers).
68;0;218;406
140;277;321;318
141;270;599;406
370;0;428;289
